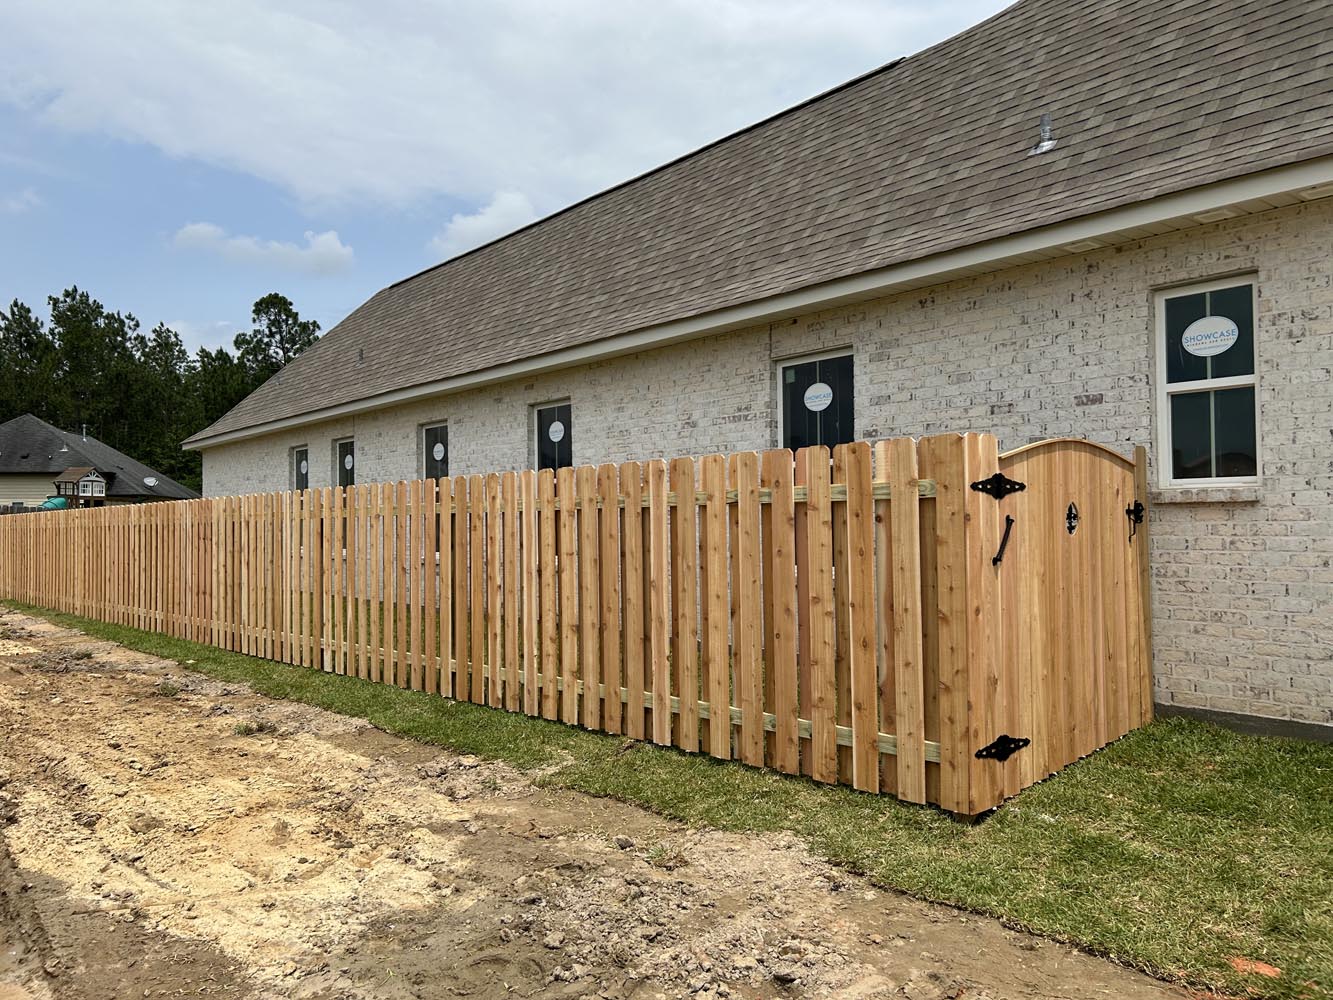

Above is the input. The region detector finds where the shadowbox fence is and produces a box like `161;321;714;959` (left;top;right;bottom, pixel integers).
0;433;1153;816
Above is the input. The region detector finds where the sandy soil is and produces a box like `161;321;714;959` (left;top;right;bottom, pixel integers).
0;609;1183;1000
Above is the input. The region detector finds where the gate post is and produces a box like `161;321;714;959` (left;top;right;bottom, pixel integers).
917;433;1008;816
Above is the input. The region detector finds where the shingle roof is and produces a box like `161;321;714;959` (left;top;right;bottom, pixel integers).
0;414;199;499
188;0;1333;445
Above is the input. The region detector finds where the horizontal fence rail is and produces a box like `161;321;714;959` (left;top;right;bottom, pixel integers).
0;433;1153;815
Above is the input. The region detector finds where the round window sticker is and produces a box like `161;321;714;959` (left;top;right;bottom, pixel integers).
432;442;446;462
803;381;834;412
343;453;354;470
1181;316;1239;357
299;460;308;475
548;420;566;443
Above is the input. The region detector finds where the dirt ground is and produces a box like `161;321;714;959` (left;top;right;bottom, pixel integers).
0;609;1184;1000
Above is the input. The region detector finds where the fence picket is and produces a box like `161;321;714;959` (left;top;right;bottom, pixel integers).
597;465;622;735
520;471;538;716
732;452;763;768
502;472;520;713
670;457;698;752
646;460;670;746
844;441;879;793
557;467;579;722
761;449;799;774
619;463;645;739
699;455;729;760
438;477;454;698
800;446;837;784
885;438;926;803
538;469;559;720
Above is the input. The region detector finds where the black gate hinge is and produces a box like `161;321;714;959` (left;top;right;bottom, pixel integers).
975;734;1030;762
970;473;1026;501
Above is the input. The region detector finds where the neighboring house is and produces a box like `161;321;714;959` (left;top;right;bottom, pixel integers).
0;414;199;507
184;0;1333;730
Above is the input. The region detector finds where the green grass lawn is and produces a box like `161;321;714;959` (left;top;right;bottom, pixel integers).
5;600;1329;999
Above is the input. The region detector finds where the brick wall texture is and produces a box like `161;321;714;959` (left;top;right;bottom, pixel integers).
201;200;1333;727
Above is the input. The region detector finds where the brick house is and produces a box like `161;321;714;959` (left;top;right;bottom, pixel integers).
184;0;1333;730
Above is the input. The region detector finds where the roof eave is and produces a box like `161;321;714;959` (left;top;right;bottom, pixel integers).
183;153;1333;453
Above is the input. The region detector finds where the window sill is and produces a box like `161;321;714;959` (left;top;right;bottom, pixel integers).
1149;486;1262;505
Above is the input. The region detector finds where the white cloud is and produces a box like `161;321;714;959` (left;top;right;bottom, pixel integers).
1;187;42;213
0;1;1009;210
429;190;537;260
172;222;354;274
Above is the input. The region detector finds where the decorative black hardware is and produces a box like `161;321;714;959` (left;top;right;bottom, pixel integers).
975;734;1030;762
1065;502;1080;534
970;473;1026;500
1125;500;1145;542
992;514;1015;566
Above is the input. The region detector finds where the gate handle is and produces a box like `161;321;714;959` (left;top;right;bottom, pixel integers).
1125;500;1145;543
992;514;1015;566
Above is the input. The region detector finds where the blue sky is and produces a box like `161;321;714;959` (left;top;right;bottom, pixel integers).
0;0;1009;354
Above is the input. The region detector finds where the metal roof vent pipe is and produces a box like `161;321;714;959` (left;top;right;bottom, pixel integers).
1028;113;1057;155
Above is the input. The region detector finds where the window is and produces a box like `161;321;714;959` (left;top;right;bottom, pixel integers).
535;402;572;471
335;439;355;487
292;447;309;491
780;351;854;451
423;423;448;479
1155;279;1258;485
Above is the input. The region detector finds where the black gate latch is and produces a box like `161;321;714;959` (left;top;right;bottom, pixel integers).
975;734;1030;762
1065;502;1080;534
1125;500;1145;542
970;473;1026;500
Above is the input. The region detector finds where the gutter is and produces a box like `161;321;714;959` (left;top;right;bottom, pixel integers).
184;154;1333;452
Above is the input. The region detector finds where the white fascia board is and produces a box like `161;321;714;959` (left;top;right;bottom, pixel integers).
185;155;1333;452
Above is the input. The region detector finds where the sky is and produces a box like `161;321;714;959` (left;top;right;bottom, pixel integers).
0;0;1011;354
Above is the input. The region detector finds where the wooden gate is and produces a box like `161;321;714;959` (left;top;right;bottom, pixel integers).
986;439;1154;802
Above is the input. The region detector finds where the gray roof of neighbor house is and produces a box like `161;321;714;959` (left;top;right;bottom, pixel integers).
187;0;1333;446
0;414;199;500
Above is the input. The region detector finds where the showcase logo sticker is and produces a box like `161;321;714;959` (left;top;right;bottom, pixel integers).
1182;316;1239;357
803;382;834;412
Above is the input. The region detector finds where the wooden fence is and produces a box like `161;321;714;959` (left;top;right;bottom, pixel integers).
0;434;1153;815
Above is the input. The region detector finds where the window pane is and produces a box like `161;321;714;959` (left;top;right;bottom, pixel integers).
424;425;448;479
294;448;309;491
1165;284;1254;384
1205;284;1255;379
1170;387;1256;480
337;441;355;487
1213;386;1257;478
537;404;571;471
1164;291;1208;384
1170;392;1212;479
782;354;854;450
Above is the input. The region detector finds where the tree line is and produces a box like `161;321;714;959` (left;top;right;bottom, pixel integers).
0;288;320;493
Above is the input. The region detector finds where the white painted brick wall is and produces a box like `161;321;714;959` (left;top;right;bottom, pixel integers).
202;200;1333;727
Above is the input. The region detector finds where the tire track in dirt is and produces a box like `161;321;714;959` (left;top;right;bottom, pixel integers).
0;610;1183;1000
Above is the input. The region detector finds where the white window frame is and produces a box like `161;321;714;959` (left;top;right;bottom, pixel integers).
1153;276;1260;489
531;398;572;471
291;445;309;491
333;437;355;487
775;347;854;451
420;421;448;479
